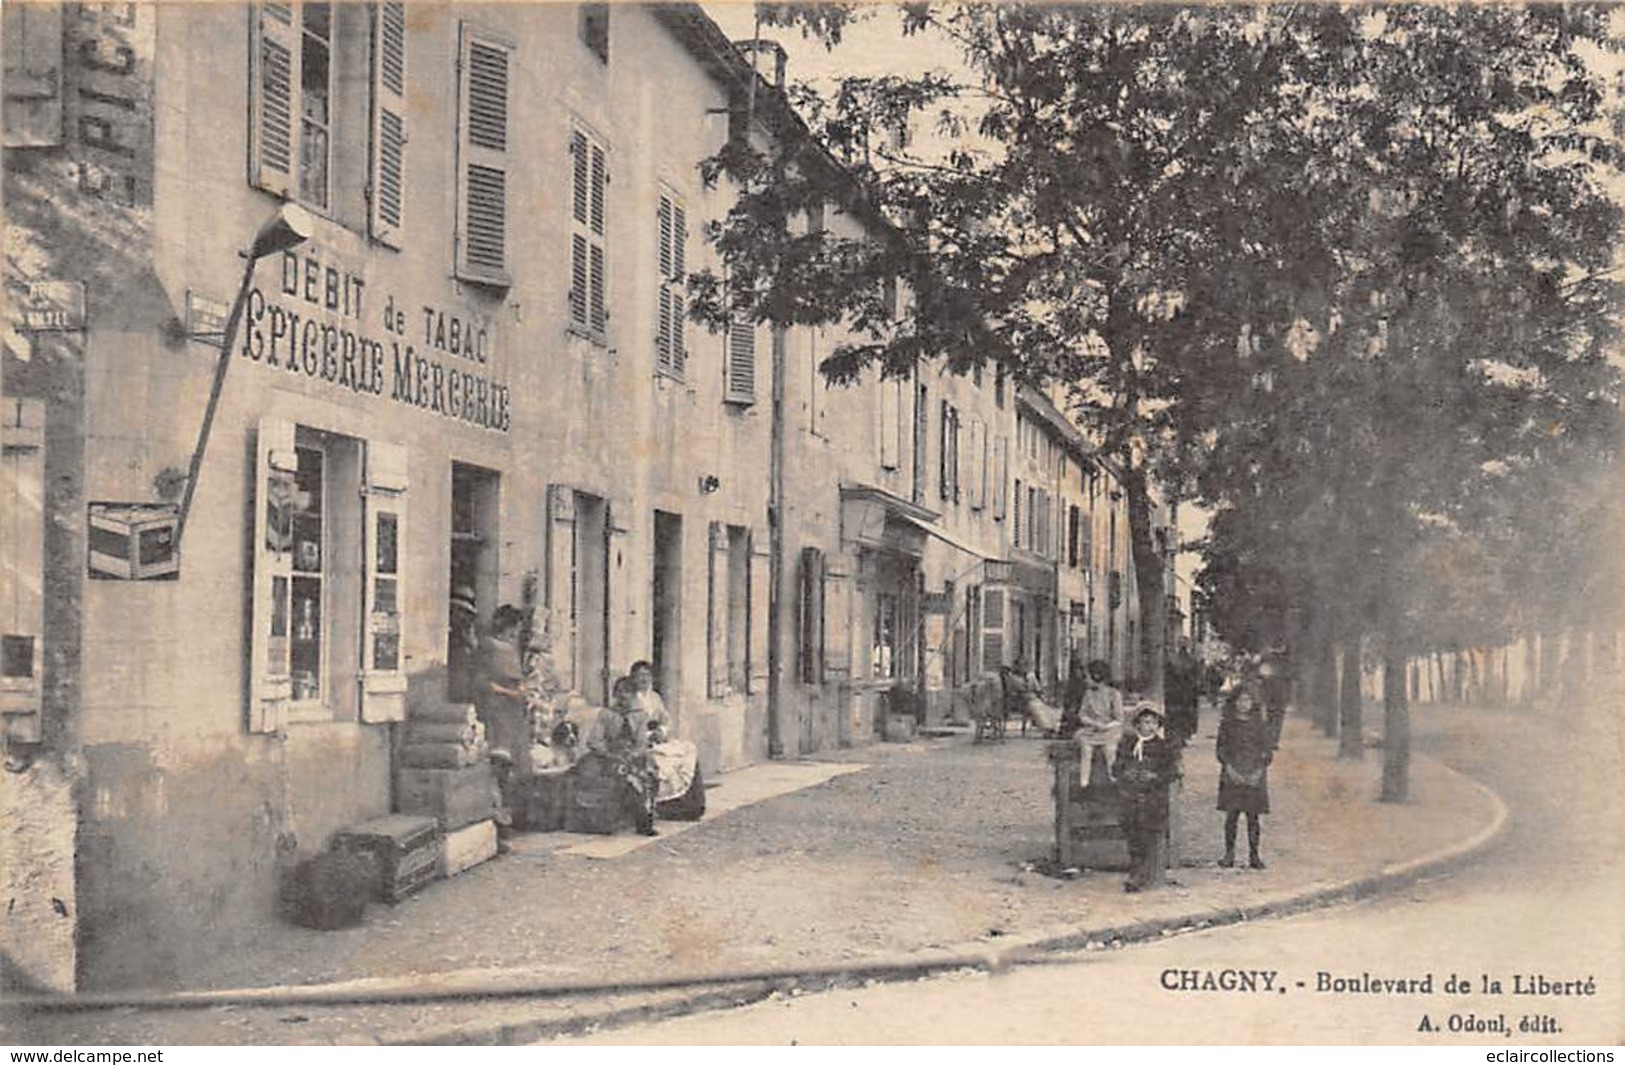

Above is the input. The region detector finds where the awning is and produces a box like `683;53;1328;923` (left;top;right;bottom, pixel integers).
896;513;1001;561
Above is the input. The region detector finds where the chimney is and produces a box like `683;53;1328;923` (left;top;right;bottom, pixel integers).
735;38;788;90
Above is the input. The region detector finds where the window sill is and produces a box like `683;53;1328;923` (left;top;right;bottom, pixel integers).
723;395;757;409
455;269;513;293
568;325;610;349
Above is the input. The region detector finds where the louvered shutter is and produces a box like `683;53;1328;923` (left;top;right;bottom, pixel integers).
747;533;771;693
590;243;606;334
1013;479;1022;546
249;418;298;733
981;587;1006;672
968;417;986;510
726;320;756;404
939;400;950;501
360;440;408;722
456;24;510;284
822;564;851;677
368;1;407;246
707;522;728;697
545;485;577;691
798;547;824;684
250;3;300;197
572;131;589;227
670;202;686;374
570;234;589;328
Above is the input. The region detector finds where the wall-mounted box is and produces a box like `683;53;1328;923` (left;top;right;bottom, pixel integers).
89;503;179;580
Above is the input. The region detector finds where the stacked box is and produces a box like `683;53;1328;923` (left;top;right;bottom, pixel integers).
439;819;499;878
329;814;442;904
395;763;500;831
565;756;628;835
511;769;573;832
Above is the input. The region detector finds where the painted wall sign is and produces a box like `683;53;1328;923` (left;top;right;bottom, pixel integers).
238;249;511;433
18;282;87;331
185;289;228;347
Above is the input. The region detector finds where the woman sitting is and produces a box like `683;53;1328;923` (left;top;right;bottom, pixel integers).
585;676;658;836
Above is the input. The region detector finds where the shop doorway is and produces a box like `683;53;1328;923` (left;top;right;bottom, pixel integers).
448;462;500;702
651;510;682;711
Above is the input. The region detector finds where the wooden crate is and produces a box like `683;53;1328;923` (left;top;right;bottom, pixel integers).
330;814;442;904
395;764;500;831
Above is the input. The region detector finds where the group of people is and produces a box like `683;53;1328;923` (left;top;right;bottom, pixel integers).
1021;649;1285;893
449;586;687;838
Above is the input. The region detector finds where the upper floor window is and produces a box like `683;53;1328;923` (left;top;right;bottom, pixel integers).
252;3;404;243
455;22;513;285
579;3;609;64
656;189;688;379
726;319;757;405
570;125;609;340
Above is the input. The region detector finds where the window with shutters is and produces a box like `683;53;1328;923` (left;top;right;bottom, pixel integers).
570;123;609;341
655;188;688;379
250;3;374;225
1012;478;1022;547
968;416;987;510
725;319;757;405
992;436;1008;520
456;23;512;286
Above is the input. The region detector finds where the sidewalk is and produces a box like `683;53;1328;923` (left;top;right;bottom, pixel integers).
3;713;1505;1045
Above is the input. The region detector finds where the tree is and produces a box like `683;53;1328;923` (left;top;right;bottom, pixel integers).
695;4;1345;698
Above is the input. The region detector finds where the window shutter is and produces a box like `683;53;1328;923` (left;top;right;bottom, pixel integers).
726;320;756;404
250;3;300;197
671;202;686;280
589;143;606;236
968;417;986;510
747;533;771;693
0;400;45;743
655;194;687;377
545;485;577;692
879;377;899;470
707;521;729;697
590;243;606;334
1013;478;1022;546
455;24;510;284
368;1;407;246
939;400;950;501
656;285;673;372
993;436;1008;519
821;564;851;677
670;290;686;377
360;440;408;722
571;131;589;227
981;587;1005;672
798;546;824;684
249;417;298;733
570;234;589;327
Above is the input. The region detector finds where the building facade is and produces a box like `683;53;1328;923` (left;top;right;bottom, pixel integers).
2;2;1153;991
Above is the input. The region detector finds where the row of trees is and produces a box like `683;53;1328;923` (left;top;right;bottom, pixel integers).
696;4;1624;799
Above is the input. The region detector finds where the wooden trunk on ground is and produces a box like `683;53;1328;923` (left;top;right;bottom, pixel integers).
329;814;442;904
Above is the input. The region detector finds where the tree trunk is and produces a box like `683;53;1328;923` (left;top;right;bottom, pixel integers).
1122;450;1166;701
1380;641;1411;802
1313;612;1338;737
1337;639;1364;760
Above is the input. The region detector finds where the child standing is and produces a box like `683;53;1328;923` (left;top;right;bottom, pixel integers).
1113;702;1179;893
1216;684;1274;869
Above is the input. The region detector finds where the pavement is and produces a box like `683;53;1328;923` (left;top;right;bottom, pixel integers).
1;705;1507;1046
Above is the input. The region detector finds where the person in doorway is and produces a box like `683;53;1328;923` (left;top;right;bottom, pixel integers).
627;660;671;738
1216;682;1274;870
586;675;658;836
1113;701;1179;893
447;585;480;703
1076;659;1125;786
476;605;532;765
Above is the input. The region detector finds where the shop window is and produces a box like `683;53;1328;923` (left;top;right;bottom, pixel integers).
456;22;512;285
655;189;688;379
250;420;404;731
250;3;376;229
570;124;609;340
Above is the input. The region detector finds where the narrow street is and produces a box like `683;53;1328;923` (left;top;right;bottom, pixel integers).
550;704;1624;1045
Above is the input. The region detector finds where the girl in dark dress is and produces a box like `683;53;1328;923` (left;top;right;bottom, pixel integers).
1113;702;1179;892
1216;684;1274;869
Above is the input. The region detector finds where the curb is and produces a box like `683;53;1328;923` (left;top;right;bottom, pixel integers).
4;749;1509;1045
